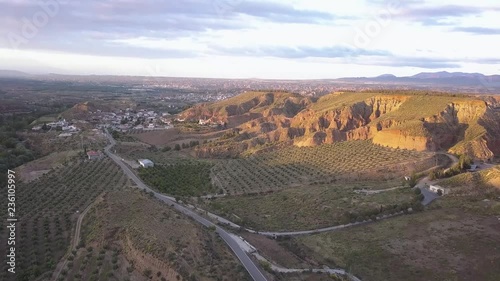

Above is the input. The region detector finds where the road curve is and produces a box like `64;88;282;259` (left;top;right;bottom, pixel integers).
103;132;268;281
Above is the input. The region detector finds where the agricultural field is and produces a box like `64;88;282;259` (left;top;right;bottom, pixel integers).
114;141;193;165
295;199;500;281
129;127;224;146
77;188;251;281
211;140;434;195
138;161;217;197
204;181;422;231
0;158;129;281
15;150;80;182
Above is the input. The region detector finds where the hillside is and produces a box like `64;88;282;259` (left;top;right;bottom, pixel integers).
180;91;500;160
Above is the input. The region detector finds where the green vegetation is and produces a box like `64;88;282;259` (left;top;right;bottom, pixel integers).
0;114;38;187
212;140;433;195
438;165;500;194
205;181;421;231
206;91;298;115
296;204;500;281
429;154;473;180
138;161;216;197
309;92;376;114
376;95;467;123
0;158;128;281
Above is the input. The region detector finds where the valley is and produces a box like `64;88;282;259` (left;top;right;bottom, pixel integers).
2;81;499;281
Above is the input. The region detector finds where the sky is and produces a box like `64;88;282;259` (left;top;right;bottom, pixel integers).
0;0;499;79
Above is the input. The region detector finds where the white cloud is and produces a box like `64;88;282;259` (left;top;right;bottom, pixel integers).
0;0;499;78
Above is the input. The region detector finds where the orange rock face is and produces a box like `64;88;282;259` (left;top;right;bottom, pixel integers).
181;92;500;159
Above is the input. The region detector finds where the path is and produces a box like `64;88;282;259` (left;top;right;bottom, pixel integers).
52;195;104;281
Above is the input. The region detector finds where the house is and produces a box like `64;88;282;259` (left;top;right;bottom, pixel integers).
199;118;211;125
138;159;154;168
58;133;73;137
87;150;102;160
32;125;42;131
429;185;448;195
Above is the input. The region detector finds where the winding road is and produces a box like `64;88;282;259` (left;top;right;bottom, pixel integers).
103;132;268;281
104;131;460;280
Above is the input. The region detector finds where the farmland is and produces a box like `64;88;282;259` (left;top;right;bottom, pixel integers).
114;142;194;165
295;200;500;281
138;161;217;197
204;181;422;231
0;157;129;281
211;140;434;195
77;188;251;281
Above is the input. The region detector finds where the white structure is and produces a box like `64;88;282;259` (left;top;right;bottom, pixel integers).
429;185;449;195
138;159;154;168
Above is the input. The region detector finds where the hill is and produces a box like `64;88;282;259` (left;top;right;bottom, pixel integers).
180;91;500;160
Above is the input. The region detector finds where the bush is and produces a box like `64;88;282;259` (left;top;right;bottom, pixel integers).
143;268;152;277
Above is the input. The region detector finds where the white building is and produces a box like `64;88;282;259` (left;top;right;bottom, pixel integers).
138;159;154;168
429;185;449;195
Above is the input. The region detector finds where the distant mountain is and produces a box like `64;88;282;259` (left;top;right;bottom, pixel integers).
376;74;397;79
337;71;500;93
410;71;486;79
0;70;32;78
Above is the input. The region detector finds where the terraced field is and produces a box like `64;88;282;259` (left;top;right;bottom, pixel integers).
211;140;434;195
0;158;129;281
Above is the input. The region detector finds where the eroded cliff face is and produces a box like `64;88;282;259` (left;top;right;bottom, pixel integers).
181;92;500;159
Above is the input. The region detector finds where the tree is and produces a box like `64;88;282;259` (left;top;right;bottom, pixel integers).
458;154;472;170
174;144;181;151
408;172;418;188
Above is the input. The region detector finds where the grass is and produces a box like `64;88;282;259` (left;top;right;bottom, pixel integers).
296;202;500;281
206;91;297;115
308;92;379;114
204;181;420;231
438;165;500;194
211;140;434;195
138;161;216;197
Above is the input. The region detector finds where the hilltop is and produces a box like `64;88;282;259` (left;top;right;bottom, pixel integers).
179;91;500;160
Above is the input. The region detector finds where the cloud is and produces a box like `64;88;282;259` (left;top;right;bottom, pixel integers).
0;0;338;57
394;5;496;26
212;45;390;59
451;27;500;35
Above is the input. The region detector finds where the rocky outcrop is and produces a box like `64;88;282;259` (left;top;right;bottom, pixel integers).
180;92;500;159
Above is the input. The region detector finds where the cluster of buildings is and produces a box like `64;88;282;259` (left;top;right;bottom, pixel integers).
91;108;173;132
32;119;80;137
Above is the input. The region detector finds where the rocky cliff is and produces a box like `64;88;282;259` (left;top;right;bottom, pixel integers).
181;91;500;160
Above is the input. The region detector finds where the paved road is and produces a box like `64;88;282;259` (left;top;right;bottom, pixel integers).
104;132;268;281
416;152;459;206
